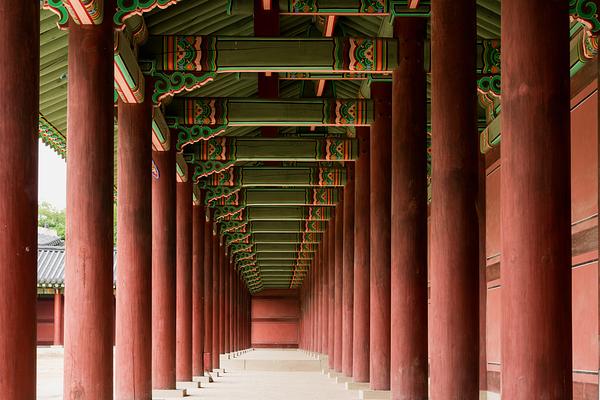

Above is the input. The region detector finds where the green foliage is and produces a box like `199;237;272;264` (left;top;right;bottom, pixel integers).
38;202;66;240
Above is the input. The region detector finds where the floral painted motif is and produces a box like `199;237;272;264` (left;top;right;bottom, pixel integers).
290;0;317;13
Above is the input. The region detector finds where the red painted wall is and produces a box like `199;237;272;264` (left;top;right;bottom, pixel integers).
251;288;300;348
483;80;599;398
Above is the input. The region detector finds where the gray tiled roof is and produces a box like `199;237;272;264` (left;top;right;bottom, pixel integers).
37;246;117;287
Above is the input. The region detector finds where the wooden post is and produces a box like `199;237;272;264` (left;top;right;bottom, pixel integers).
176;180;193;382
64;9;115;399
334;200;344;372
116;92;152;399
342;165;355;377
430;0;479;397
0;4;38;398
369;82;392;391
203;215;213;372
501;1;572;398
53;290;63;346
353;127;370;383
192;199;205;377
152;148;177;389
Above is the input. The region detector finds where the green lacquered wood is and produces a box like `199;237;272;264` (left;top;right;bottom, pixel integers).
244;206;332;220
256;252;313;260
247;221;328;233
251;233;322;243
254;244;317;253
144;36;398;73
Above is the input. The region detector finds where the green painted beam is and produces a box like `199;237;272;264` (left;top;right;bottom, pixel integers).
184;137;356;164
169;98;372;127
207;188;341;207
222;220;328;234
215;206;333;221
200;167;346;188
226;232;322;245
142;36;398;73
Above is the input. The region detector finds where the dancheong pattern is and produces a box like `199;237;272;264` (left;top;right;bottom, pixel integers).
333;38;390;72
316;139;353;161
323;100;368;126
183;99;228;125
312;168;345;186
480;40;501;74
290;0;317;12
198;138;234;161
161;36;217;71
312;188;337;205
570;0;600;33
359;0;386;13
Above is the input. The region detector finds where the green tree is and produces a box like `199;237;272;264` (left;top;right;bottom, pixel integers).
38;202;66;239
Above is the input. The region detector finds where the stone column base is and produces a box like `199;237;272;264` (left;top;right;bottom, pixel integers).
358;389;391;400
152;388;186;399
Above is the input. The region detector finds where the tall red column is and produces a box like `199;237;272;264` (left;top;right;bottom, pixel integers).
223;251;230;355
390;17;428;400
176;180;193;382
64;10;114;399
353;127;370;383
501;2;571;399
53;290;63;346
321;228;329;356
229;261;235;352
369;82;392;391
192;199;205;377
0;4;38;399
116;92;152;399
152;148;177;389
327;216;336;369
334;200;344;372
212;235;221;368
204;216;213;371
342;167;355;377
430;0;479;398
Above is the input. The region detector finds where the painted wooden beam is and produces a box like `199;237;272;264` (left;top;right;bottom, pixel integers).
226;232;322;245
221;220;327;234
198;166;347;187
114;31;145;103
142;36;398;73
228;0;431;16
206;188;341;207
214;206;333;222
183;137;356;163
169;98;372;130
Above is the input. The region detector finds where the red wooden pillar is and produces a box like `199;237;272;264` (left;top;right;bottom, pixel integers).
220;246;227;355
353;126;370;383
223;253;230;355
390;18;428;400
327;216;336;369
321;226;329;356
501;1;571;399
192;198;205;377
176;180;193;382
53;290;63;346
0;3;38;399
342;166;355;377
369;82;392;391
116;91;152;399
152;148;177;389
430;0;479;398
212;234;220;368
334;200;344;372
229;261;235;352
64;10;115;399
203;215;213;372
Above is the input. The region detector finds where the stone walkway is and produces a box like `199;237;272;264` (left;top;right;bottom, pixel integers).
37;348;359;400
